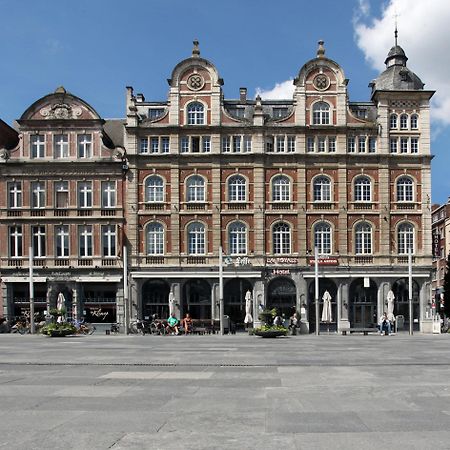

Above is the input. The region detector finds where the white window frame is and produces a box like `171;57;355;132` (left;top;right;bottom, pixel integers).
55;225;69;258
187;222;206;255
8;181;22;209
228;175;246;202
272;175;291;202
312;102;330;125
77;134;92;158
229;221;247;255
398;223;414;255
354;177;372;202
54;181;69;209
355;222;372;255
389;114;398;129
31;135;45;159
77;181;93;208
54;134;69;158
396;177;414;202
186;175;205;202
313;176;331;202
145;175;164;203
9;225;23;257
102;225;116;257
273;222;291;255
147;222;164;255
31;181;45;209
314;222;332;255
101;181;116;208
187;102;205;125
78;225;93;257
32;225;46;258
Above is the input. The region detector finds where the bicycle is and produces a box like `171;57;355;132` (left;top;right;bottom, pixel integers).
110;323;120;334
78;323;96;335
11;321;30;335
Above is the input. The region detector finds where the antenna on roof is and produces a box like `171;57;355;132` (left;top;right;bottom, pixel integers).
394;11;399;46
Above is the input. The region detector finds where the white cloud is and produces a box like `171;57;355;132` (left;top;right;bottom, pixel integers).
255;79;295;100
354;0;450;126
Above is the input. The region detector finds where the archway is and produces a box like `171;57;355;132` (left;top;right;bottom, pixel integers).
349;278;378;327
183;279;211;319
267;277;296;317
391;278;420;331
142;279;170;320
308;278;338;333
224;278;252;328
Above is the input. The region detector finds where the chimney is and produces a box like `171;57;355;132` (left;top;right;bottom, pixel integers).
239;87;247;103
136;93;145;102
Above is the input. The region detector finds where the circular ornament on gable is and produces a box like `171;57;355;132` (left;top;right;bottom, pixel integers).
187;74;205;91
313;74;330;91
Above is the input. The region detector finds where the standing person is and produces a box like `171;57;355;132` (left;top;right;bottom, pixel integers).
379;312;392;336
182;313;193;334
289;311;299;335
166;313;180;335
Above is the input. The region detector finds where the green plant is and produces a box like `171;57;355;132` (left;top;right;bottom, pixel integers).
40;322;77;336
254;308;287;336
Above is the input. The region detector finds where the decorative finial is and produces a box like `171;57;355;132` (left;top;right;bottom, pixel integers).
55;86;66;94
317;40;325;58
394;11;399;46
192;39;200;57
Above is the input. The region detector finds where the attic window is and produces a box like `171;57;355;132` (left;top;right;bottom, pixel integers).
229;107;245;118
355;109;367;119
149;108;164;120
273;108;288;119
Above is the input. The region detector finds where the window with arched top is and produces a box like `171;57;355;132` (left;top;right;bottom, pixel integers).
396;177;414;202
313;176;331;202
228;221;247;255
312;102;330;125
228;175;246;202
397;222;414;255
389;114;398;129
187;222;206;254
400;114;409;130
314;222;332;255
354;176;372;202
146;222;164;255
272;222;291;255
186;175;205;202
272;175;291;202
355;222;372;255
187;102;205;125
410;114;418;129
145;175;164;203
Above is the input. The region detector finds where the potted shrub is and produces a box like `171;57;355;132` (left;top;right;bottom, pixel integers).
40;322;77;337
254;308;287;338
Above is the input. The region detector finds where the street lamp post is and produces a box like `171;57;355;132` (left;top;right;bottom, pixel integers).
315;246;320;336
408;249;413;336
29;247;35;334
219;246;224;335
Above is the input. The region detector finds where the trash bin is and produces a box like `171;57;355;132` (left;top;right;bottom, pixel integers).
223;315;230;334
396;315;404;331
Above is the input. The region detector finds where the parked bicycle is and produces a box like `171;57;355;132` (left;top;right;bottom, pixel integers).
78;322;96;335
11;319;30;335
110;323;120;334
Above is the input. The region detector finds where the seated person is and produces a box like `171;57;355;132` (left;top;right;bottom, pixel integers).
289;312;299;332
182;313;193;334
379;312;392;335
166;313;180;335
273;314;283;326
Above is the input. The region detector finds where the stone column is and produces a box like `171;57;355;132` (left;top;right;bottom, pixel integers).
253;280;265;327
170;282;181;318
339;280;350;332
211;282;219;320
420;279;432;333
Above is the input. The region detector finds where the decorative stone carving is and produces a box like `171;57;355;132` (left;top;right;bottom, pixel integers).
313;74;330;91
187;74;205;91
0;148;9;161
40;103;83;119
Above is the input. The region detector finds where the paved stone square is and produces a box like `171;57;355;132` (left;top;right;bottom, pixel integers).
1;333;450;449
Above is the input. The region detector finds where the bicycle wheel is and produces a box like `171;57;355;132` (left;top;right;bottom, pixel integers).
18;326;28;335
88;325;96;335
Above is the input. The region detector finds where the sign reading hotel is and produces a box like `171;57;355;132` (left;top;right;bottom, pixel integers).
308;257;339;266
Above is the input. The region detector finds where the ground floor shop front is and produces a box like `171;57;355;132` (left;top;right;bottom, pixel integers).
130;267;432;333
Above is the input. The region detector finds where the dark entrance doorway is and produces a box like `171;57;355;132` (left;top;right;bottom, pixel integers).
308;278;337;333
267;277;296;317
224;278;252;328
142;279;170;320
11;282;47;319
349;278;377;327
183;279;211;319
392;278;420;331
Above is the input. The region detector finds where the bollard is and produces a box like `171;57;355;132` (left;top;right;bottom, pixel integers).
105;330;110;335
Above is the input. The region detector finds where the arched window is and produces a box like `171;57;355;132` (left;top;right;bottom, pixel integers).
228;175;246;202
313;176;331;202
272;175;291;202
398;223;414;255
312;102;330;125
187;222;205;254
146;222;164;255
354;176;371;202
400;114;409;130
187;102;205;125
228;221;247;255
314;222;332;255
273;222;291;254
186;175;205;202
396;177;414;202
389;113;398;129
355;222;372;255
410;114;418;130
145;175;164;203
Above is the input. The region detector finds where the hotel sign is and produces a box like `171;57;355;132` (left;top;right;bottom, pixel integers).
308;258;339;266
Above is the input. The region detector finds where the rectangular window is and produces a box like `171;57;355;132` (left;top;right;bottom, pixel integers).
149;108;164;120
31;181;45;209
358;136;366;153
150;137;159;153
318;136;326;153
31;135;45;158
287;136;295;153
347;136;355;153
181;136;189;153
307;137;315;153
54;134;69;158
328;137;336;153
244;135;252;152
102;225;116;257
233;136;241;153
54;181;69;208
8;182;22;209
77;134;92;158
411;137;419;154
222;136;231;153
78;182;92;208
161;137;170;153
276;136;285;153
9;225;22;257
202;136;211;153
55;225;69;258
32;225;46;258
266;137;274;153
78;225;93;257
400;137;408;153
139;138;149;154
101;181;116;208
390;138;398;153
369;137;377;153
192;137;200;153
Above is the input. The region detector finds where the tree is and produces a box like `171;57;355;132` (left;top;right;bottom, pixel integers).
443;252;450;318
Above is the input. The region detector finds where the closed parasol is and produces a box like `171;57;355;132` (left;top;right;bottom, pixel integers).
244;290;253;324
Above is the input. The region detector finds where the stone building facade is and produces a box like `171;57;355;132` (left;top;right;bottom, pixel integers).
0;39;434;332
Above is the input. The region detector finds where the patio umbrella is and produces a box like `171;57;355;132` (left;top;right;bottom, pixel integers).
321;290;332;323
56;292;65;323
168;291;175;316
244;290;253;324
387;290;395;322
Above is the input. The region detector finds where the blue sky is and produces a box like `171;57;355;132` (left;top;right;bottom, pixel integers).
1;0;448;204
